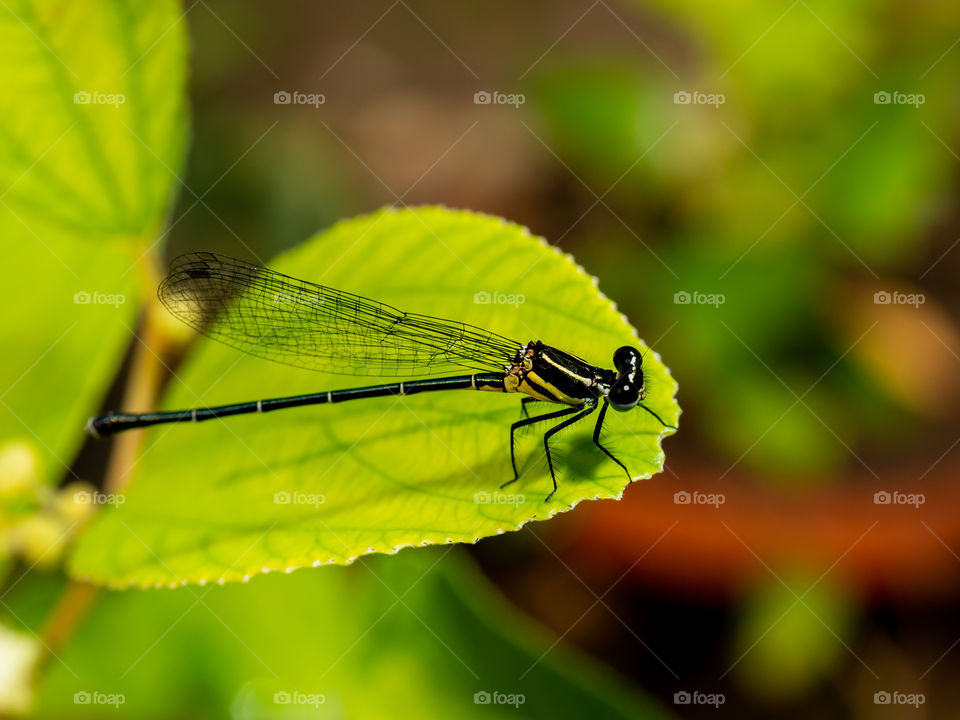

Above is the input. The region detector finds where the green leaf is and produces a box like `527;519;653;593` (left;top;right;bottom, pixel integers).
29;551;672;718
733;577;853;701
0;0;187;483
0;0;188;236
0;213;139;486
70;207;679;587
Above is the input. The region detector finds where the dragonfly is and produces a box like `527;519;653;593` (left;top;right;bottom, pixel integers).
88;252;674;500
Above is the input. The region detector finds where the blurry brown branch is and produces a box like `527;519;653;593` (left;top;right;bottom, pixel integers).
553;460;960;600
39;247;173;673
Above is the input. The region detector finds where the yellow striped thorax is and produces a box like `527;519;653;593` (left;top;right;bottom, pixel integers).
503;341;616;407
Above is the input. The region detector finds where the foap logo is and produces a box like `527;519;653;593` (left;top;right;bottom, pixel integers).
673;90;725;107
873;290;925;308
74;490;125;507
473;90;526;107
874;690;925;707
873;90;925;107
674;490;725;508
873;490;925;508
73;691;126;707
473;290;525;307
273;290;324;306
74;290;126;307
674;690;725;708
274;490;326;507
473;690;525;708
674;290;725;308
273;691;326;707
273;90;325;108
474;490;526;507
73;90;125;107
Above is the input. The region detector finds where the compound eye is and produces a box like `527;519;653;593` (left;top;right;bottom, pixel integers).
609;379;639;411
613;346;641;374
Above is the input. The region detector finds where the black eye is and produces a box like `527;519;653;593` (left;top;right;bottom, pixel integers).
609;379;639;411
613;346;641;373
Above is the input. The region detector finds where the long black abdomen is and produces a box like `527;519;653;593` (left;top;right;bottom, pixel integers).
88;373;506;438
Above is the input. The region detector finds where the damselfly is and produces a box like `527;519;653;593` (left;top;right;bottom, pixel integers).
88;252;674;500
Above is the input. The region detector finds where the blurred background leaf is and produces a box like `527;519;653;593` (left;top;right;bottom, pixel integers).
732;576;853;702
0;0;187;236
0;0;187;488
0;4;189;708
16;550;670;719
0;221;137;487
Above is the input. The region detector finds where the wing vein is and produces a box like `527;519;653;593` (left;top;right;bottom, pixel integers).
157;252;520;377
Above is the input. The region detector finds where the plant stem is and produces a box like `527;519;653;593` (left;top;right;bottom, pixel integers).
36;580;97;676
38;242;171;671
104;252;168;493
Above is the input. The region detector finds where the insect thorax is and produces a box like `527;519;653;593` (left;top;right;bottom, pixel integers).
503;341;609;407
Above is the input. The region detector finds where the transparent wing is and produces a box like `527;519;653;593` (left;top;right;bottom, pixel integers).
158;252;521;377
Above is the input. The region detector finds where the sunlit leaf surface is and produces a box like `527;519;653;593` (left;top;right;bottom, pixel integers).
70;207;679;587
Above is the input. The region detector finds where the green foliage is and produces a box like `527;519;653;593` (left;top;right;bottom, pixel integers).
733;577;853;701
0;219;137;486
69;207;679;587
0;0;188;485
25;551;671;719
529;2;960;477
0;0;188;236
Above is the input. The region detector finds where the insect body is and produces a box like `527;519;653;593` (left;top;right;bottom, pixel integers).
88;252;673;500
498;341;655;497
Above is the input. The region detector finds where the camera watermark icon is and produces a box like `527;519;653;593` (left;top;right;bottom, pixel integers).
273;291;324;306
873;91;925;107
73;91;125;107
674;490;725;508
673;90;725;107
474;491;526;507
74;290;126;307
674;290;725;308
273;90;325;108
674;690;725;707
74;490;125;507
274;490;325;507
473;690;525;707
473;90;525;108
73;691;126;707
473;290;525;307
273;690;326;707
873;290;924;308
873;690;925;707
873;490;925;508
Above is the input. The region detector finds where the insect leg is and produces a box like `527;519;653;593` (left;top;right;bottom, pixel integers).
520;397;543;419
503;406;580;489
542;405;596;501
592;400;631;482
